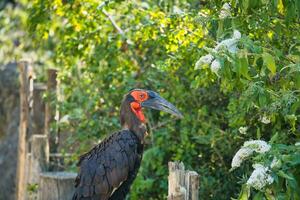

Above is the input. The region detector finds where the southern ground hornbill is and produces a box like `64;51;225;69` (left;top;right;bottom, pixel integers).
73;89;182;200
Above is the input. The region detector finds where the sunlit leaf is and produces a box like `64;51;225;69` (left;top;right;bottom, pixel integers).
263;52;276;75
238;184;250;200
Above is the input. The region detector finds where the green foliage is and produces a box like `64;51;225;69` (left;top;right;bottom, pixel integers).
0;0;55;78
26;0;300;199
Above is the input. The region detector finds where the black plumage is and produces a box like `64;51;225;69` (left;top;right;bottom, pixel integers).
72;89;182;200
72;130;143;200
73;91;147;200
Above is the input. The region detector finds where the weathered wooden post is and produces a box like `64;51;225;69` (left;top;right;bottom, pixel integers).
16;61;33;200
32;83;47;135
185;171;199;200
26;135;49;200
168;162;199;200
38;172;77;200
44;69;58;153
25;80;48;200
168;162;186;200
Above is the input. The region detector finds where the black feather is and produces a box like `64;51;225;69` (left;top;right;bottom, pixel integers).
72;130;143;200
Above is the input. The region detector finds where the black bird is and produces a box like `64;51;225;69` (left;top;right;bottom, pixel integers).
72;89;182;200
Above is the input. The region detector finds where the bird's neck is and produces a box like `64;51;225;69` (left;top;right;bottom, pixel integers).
120;100;147;141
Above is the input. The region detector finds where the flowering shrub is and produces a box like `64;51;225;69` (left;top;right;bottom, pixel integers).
25;0;300;199
232;138;300;199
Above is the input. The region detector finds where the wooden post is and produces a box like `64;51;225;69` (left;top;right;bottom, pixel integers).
185;171;199;200
168;162;199;200
38;172;77;200
32;83;47;135
168;162;186;200
44;69;58;153
16;61;32;200
26;135;49;200
28;135;49;183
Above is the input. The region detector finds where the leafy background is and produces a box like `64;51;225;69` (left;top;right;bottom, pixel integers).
1;0;300;199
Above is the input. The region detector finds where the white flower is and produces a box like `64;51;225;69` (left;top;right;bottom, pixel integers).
215;30;241;53
244;140;271;153
231;147;253;169
231;140;271;170
173;6;184;15
233;30;241;39
219;3;231;19
239;126;248;134
260;115;271;124
195;54;214;69
210;59;221;74
270;157;281;169
59;115;69;124
295;142;300;146
246;164;274;190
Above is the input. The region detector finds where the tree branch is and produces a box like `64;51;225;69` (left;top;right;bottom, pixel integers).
102;9;125;36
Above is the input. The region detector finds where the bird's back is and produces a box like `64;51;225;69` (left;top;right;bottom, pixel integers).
72;129;143;200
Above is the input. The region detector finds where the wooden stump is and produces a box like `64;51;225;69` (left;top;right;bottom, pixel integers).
168;162;199;200
38;172;77;200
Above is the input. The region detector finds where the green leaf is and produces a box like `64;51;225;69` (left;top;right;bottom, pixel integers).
258;93;267;107
240;56;250;79
265;191;275;200
238;184;250;200
277;170;294;180
270;132;279;143
253;192;264;200
263;53;276;75
236;51;251;79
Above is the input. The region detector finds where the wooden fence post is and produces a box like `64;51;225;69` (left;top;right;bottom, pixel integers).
26;135;49;200
168;162;199;200
28;135;49;183
16;61;32;200
44;69;58;153
32;83;47;135
185;171;199;200
168;162;186;200
38;172;77;200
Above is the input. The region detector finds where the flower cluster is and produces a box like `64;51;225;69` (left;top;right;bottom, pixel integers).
219;3;231;19
259;115;271;124
231;140;271;169
231;147;253;170
231;140;274;191
195;30;241;75
238;126;248;134
246;164;274;190
243;140;271;153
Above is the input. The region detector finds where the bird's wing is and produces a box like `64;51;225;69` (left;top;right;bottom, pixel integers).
72;130;140;200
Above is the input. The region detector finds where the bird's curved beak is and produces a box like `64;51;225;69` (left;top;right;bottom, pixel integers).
141;92;183;119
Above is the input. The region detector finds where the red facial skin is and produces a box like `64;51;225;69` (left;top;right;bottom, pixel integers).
130;91;149;123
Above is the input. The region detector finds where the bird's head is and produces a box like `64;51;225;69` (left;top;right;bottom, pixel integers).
123;89;183;123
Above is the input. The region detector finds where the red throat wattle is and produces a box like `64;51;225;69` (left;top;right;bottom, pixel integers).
130;102;146;123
